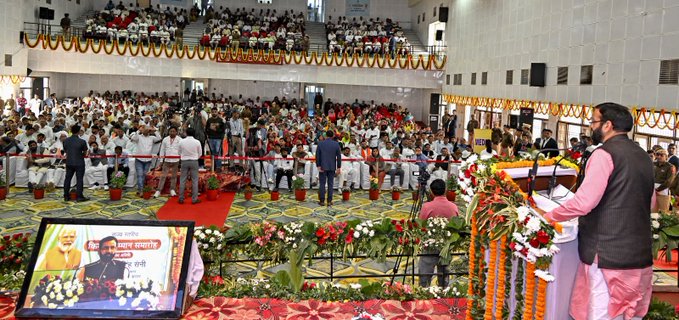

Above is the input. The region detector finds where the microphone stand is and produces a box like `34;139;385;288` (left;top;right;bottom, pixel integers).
527;148;566;200
547;156;567;200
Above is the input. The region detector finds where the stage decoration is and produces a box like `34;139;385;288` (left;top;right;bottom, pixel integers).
24;34;447;70
651;211;679;262
0;75;27;85
443;94;679;130
460;155;562;320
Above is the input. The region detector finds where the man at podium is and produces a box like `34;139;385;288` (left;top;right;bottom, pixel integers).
542;103;653;320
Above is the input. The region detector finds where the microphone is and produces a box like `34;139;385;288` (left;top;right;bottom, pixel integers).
548;156;568;200
527;148;570;199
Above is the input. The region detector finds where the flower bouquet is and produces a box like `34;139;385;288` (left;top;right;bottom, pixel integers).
114;278;161;310
194;226;226;263
0;232;32;271
292;174;306;201
31;275;84;309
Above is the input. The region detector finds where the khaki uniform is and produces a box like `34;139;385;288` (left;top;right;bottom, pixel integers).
654;161;675;212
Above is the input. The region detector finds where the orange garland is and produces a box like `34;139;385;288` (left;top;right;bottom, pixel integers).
523;262;537;320
535;278;548;320
483;239;498;320
466;214;478;320
495;236;508;320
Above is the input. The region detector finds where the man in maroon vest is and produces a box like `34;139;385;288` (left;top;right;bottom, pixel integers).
544;103;653;319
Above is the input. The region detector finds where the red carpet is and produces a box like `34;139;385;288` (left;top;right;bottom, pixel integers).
156;192;235;227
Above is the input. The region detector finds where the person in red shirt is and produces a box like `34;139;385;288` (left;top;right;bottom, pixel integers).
418;179;459;288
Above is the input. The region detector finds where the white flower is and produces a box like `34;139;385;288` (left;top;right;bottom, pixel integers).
356;225;363;231
350;283;362;289
205;229;213;235
534;269;556;282
512;232;525;243
41;295;48;305
651;213;660;220
209;237;216;243
217;244;223;250
525;217;541;233
462;195;472;203
118;297;127;306
653;234;660;239
369;230;375;237
477;163;486;172
652;221;660;229
353;231;360;238
48;303;57;309
517;206;530;222
549;244;560;253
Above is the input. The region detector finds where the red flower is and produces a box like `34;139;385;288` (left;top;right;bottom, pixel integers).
464;170;471;178
498;170;507;180
529;238;540;248
0;245;5;251
315;228;326;238
12;233;22;240
211;275;224;285
471;177;477;186
14;258;22;264
15;242;22;248
536;230;550;245
520;248;529;256
2;235;9;241
509;242;517;250
345;229;354;244
395;224;404;232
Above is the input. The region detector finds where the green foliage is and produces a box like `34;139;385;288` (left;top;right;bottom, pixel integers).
292;175;306;190
109;170;127;189
644;298;678;320
206;175;220;190
446;174;459;191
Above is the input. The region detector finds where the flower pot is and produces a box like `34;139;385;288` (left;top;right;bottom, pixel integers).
244;191;253;201
412;191;419;201
109;188;123;201
392;191;401;201
206;189;218;201
143;191;153;200
295;189;306;201
271;190;280;201
369;189;379;200
33;189;45;199
70;192;78;200
446;191;457;202
342;191;351;201
0;187;6;200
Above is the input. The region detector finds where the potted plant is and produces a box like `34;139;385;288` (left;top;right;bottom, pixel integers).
369;177;380;200
391;185;401;201
341;186;351;201
0;172;6;201
292;174;306;201
270;189;280;201
243;185;253;201
69;188;78;201
109;170;126;201
142;184;154;200
446;174;459;202
33;183;46;200
206;175;219;201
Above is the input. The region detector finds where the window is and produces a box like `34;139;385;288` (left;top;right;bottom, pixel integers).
471;73;477;85
4;54;11;67
453;74;462;85
446;74;450;85
521;69;529;85
481;72;488;85
506;70;513;85
557;66;569;85
580;65;593;85
659;59;679;85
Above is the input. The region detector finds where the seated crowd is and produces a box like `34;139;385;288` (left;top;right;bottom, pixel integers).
0;89;477;199
199;7;308;52
325;16;410;55
84;1;189;46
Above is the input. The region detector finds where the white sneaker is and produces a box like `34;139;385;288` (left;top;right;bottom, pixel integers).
170;190;177;197
153;191;161;198
103;185;109;191
89;185;99;190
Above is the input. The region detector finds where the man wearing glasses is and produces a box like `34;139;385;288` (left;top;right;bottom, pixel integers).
543;103;654;320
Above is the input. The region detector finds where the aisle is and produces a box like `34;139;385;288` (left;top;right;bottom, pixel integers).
156;192;235;227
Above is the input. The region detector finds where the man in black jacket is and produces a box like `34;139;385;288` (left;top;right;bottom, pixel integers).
534;129;559;157
63;125;89;202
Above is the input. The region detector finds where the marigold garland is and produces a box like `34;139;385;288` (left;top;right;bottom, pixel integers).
523;262;536;320
495;236;508;320
535;278;548;320
466;214;478;320
483;239;498;320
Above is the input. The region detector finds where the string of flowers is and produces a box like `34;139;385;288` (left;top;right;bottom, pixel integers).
512;260;524;320
483;239;498;320
523;262;536;320
495;236;508;320
535;278;549;320
466;214;478;320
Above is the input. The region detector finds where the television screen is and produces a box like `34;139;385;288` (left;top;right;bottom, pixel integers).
14;218;194;319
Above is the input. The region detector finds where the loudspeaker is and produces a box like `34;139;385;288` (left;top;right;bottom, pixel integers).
509;115;519;129
19;31;24;44
435;30;443;41
519;108;534;130
39;7;54;20
429;93;441;114
438;7;448;22
530;63;546;87
27;68;33;76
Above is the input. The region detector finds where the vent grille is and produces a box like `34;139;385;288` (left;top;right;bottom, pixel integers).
659;60;679;85
481;72;488;85
471;72;477;85
557;66;569;85
446;74;450;85
580;65;593;85
453;74;462;85
521;69;529;85
506;70;514;85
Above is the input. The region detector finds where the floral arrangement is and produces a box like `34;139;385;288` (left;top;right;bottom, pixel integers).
142;184;154;193
552;155;580;173
194;226;226;263
421;217;467;265
31;275;84;309
369;177;380;190
446;174;459;191
114;278;161;310
206;175;220;190
292;174;306;190
651;212;679;262
352;312;386;320
109;170;127;189
0;270;25;292
0;233;32;272
79;278;117;303
509;206;560;280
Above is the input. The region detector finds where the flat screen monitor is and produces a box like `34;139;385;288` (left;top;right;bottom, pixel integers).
14;218;195;319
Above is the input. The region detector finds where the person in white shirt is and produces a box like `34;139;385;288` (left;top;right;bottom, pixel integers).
130;125;161;195
154;127;182;198
339;147;359;190
228;112;244;167
16;125;38;146
177;127;202;204
387;148;406;189
273;148;294;191
85;141;109;190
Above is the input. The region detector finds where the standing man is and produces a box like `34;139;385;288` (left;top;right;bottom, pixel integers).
206;107;226;171
130;125;161;196
155;126;182;198
544;103;653;320
228;111;244;167
668;143;679;170
177;128;202;204
654;149;675;212
466;115;479;145
534;129;559;157
63;125;89;202
315;130;341;206
418;179;459;287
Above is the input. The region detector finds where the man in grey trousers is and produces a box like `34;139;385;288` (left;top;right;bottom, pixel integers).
178;128;202;204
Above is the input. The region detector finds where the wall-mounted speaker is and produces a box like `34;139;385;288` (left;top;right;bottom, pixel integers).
19;31;24;44
429;93;441;114
529;63;546;87
435;30;443;41
27;68;33;76
39;7;55;20
438;7;449;23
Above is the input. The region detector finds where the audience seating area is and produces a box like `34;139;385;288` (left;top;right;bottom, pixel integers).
325;16;410;55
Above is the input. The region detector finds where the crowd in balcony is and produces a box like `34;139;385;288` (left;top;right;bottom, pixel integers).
325;16;411;55
83;1;189;45
198;7;308;52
